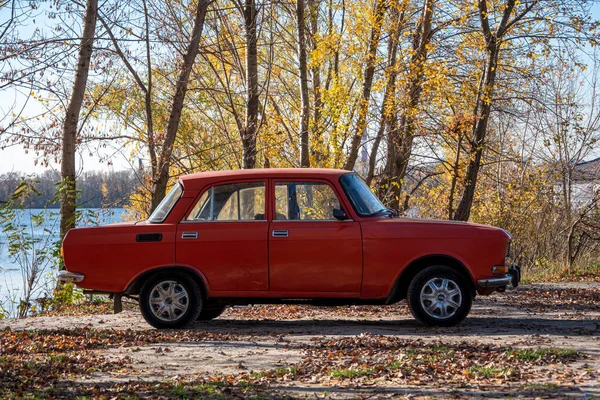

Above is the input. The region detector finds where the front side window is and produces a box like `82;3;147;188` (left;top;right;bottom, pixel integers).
275;182;341;220
186;182;266;221
339;173;386;216
148;183;183;223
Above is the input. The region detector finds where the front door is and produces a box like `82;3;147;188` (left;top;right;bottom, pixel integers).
176;181;269;292
268;180;362;293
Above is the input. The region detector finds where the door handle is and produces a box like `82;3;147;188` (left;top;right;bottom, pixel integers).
181;232;198;239
272;230;289;238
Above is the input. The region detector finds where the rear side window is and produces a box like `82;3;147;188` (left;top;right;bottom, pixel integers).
186;182;266;221
148;183;183;223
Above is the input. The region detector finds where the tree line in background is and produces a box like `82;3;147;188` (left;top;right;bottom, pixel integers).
1;0;600;278
0;170;138;208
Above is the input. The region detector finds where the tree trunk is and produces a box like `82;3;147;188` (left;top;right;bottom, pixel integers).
142;0;156;180
242;0;259;169
381;0;435;209
60;0;98;241
308;0;322;161
297;0;310;167
448;131;464;219
342;0;386;171
453;0;517;221
366;6;403;186
452;47;499;221
150;0;210;212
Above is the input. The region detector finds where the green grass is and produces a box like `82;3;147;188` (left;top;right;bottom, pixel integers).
47;354;68;363
386;360;413;376
507;348;581;361
521;382;560;390
525;261;600;282
387;360;403;371
468;365;516;378
329;366;374;378
274;365;299;376
250;365;300;379
155;381;248;399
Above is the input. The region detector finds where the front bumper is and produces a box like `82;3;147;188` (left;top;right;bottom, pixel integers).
57;270;85;283
478;275;511;287
478;264;521;288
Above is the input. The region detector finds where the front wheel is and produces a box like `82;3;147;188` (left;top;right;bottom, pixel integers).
407;265;472;327
140;272;203;329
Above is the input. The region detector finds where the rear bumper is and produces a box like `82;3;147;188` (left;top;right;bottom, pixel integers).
57;270;85;283
478;264;521;288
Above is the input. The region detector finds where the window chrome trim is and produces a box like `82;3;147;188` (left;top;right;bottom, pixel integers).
180;219;267;223
271;219;354;222
184;181;266;222
209;187;215;220
180;219;352;223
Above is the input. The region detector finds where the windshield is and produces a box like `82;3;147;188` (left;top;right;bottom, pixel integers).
339;173;387;217
148;183;183;223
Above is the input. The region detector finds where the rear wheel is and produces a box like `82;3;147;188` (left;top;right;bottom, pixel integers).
197;305;227;321
140;272;203;329
407;265;472;327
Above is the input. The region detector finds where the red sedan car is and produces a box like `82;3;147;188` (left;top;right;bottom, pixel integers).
59;169;519;329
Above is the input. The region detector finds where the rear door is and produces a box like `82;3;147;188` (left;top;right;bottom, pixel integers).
268;180;362;293
176;180;269;292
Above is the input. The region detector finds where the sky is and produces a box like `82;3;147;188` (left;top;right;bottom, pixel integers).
1;2;600;175
0;143;134;175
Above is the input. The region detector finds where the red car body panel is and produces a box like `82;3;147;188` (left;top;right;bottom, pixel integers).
360;219;507;298
269;219;362;293
62;169;511;299
63;222;177;293
177;220;269;291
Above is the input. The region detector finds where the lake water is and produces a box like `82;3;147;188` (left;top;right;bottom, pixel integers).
0;208;127;315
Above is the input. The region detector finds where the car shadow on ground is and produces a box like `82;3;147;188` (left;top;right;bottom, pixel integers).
190;317;599;338
276;384;596;399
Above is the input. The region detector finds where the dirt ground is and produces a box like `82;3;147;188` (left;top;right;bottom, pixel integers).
1;282;599;399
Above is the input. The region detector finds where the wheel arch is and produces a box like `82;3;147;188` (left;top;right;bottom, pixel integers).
385;254;476;304
125;266;209;299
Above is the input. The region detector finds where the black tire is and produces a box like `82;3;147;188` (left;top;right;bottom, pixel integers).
139;271;203;329
197;305;227;321
407;265;472;327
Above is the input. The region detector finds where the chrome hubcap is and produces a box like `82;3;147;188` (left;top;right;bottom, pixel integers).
149;280;189;322
420;278;462;319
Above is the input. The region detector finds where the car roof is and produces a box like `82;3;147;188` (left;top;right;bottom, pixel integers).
179;168;351;191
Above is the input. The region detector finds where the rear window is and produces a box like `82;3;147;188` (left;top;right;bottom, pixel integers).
148;183;183;223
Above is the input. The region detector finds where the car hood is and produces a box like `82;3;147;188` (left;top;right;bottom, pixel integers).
368;216;510;240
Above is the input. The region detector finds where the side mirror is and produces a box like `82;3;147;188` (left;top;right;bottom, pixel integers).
333;208;349;221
